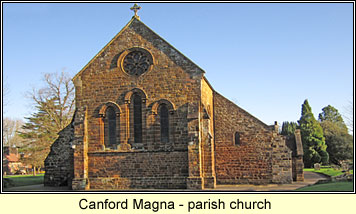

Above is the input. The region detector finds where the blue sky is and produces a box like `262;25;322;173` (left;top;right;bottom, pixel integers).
3;2;354;126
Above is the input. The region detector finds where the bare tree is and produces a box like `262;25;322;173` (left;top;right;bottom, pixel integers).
3;117;24;147
20;71;75;175
343;100;353;134
28;71;75;130
3;75;10;112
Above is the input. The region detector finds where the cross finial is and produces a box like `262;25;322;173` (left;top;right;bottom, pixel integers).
130;3;141;19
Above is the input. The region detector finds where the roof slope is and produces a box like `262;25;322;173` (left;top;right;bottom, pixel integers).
5;154;19;162
73;16;205;81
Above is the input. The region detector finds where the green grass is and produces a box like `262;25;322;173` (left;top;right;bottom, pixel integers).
3;174;44;187
296;181;353;191
304;167;347;177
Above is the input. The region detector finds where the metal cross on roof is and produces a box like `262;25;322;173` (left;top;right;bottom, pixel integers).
130;3;141;18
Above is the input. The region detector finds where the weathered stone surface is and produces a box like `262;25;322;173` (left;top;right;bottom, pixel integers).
45;16;298;190
214;92;292;184
44;118;74;187
286;129;304;181
88;150;188;189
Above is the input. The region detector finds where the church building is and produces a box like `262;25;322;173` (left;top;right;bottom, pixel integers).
44;5;303;190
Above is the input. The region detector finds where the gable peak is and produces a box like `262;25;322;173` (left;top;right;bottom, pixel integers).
130;3;142;20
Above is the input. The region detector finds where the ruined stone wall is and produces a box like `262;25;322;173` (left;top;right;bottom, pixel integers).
88;150;188;189
71;18;203;189
44;120;74;187
213;92;292;184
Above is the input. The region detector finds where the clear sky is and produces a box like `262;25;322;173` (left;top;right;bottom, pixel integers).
3;2;354;126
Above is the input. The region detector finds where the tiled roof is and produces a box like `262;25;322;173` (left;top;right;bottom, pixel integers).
5;154;19;162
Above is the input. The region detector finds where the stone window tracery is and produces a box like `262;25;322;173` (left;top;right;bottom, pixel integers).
121;48;153;76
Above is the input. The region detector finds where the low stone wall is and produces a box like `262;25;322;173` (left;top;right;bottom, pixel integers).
88;150;188;189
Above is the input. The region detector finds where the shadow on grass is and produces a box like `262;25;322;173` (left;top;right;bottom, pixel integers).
3;174;44;188
295;181;353;192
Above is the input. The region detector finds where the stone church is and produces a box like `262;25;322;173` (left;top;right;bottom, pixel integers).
44;5;303;190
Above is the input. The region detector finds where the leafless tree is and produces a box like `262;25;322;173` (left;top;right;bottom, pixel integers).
3;75;10;111
27;71;75;130
20;70;75;175
3;117;24;147
343;100;353;134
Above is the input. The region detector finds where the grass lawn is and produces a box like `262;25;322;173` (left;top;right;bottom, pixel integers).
3;174;44;187
296;181;353;191
304;166;350;177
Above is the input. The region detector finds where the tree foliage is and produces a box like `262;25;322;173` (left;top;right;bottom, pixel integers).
298;99;328;167
19;71;75;174
319;105;353;165
280;121;298;137
319;105;348;131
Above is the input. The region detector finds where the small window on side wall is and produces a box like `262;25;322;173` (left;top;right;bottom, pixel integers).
234;132;241;146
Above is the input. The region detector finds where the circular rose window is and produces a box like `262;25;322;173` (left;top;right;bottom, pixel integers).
122;48;153;76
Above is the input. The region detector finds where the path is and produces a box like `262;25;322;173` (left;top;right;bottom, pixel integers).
212;171;329;191
3;171;329;192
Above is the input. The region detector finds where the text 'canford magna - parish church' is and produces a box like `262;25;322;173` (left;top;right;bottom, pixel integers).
44;5;304;190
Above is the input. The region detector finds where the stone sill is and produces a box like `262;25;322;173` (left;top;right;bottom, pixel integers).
88;148;188;155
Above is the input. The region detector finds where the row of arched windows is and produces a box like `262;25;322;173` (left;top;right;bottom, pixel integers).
99;90;173;149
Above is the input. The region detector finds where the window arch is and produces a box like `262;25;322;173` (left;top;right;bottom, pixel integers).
151;99;175;145
234;132;241;146
105;106;117;147
124;88;147;149
133;93;143;145
98;102;121;149
159;104;169;143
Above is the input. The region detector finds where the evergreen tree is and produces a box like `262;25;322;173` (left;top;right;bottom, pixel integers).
19;71;74;175
280;121;298;137
298;99;328;167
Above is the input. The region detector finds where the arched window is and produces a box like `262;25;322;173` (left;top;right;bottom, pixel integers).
105;106;117;147
234;132;241;146
133;93;142;145
160;104;169;143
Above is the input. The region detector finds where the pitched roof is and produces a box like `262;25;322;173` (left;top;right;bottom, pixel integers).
73;16;205;81
5;154;19;162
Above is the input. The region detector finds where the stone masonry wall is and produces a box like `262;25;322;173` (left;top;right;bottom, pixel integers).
88;150;188;189
44;119;74;187
286;130;304;181
213;92;292;184
271;134;293;183
200;78;216;188
71;17;203;189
